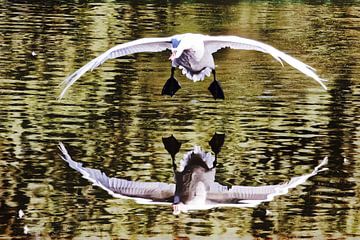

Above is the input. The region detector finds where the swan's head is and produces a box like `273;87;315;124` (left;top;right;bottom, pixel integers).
169;35;205;62
172;203;188;215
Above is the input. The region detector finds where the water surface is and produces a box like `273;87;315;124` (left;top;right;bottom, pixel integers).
0;1;359;239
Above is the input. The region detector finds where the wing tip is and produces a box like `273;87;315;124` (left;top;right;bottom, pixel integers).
318;78;328;90
315;156;328;172
58;142;73;164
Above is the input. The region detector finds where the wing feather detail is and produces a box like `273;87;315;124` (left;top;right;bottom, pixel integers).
203;35;327;90
59;37;172;99
207;157;328;204
59;142;175;203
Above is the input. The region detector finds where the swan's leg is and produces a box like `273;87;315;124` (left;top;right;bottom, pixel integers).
162;67;181;97
208;133;225;168
208;70;225;100
162;135;182;172
162;135;183;205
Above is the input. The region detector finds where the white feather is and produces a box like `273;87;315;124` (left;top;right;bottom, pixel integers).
203;35;327;90
59;33;327;99
59;37;172;99
179;146;215;172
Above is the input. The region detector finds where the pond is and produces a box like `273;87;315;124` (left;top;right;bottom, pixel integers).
0;1;359;239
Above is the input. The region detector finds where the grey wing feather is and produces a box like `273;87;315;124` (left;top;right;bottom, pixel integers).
59;142;175;203
208;157;328;204
59;37;172;99
203;35;327;90
208;183;289;202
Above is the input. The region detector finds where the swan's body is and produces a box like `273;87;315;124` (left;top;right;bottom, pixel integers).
59;135;328;215
59;33;327;100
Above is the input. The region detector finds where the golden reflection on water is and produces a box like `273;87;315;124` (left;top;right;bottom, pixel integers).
0;1;359;239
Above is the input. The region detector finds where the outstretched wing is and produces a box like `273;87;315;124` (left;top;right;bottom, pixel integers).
59;37;173;99
203;35;327;90
207;157;328;205
59;143;175;204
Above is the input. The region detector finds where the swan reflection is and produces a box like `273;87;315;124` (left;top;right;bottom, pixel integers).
59;134;327;215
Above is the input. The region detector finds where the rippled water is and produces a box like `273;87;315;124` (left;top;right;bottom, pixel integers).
0;1;359;239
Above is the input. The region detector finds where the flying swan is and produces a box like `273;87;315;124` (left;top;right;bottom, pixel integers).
59;134;328;215
59;33;327;100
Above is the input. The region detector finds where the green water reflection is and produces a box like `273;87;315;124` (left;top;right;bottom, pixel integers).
0;1;359;239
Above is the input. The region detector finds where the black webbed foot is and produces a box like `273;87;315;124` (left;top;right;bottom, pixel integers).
209;133;225;156
208;80;225;100
162;135;182;160
162;77;181;97
209;133;225;168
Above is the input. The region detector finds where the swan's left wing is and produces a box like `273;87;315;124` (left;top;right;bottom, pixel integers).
59;143;175;205
203;35;327;90
59;37;172;99
207;157;328;205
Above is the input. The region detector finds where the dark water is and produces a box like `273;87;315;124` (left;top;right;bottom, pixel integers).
0;1;359;239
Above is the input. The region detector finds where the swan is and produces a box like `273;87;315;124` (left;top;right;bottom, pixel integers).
59;33;327;100
59;134;328;215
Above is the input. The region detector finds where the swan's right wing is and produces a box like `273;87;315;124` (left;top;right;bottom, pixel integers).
203;35;327;90
59;37;172;99
59;143;175;204
208;157;328;205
